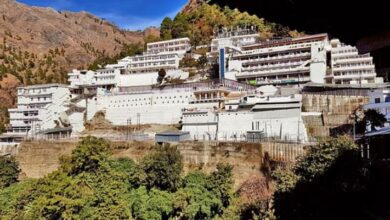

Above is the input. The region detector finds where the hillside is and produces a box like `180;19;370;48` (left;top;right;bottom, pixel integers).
160;0;302;45
0;0;159;130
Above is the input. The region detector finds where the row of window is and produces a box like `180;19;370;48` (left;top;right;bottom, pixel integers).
132;54;176;62
148;41;189;48
130;60;176;68
109;95;191;104
108;100;187;108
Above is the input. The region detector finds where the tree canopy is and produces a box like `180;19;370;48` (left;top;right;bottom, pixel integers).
0;156;20;189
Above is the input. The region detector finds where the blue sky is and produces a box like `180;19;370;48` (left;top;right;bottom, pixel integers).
17;0;188;30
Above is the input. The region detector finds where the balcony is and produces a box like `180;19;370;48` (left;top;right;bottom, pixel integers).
237;66;310;78
333;57;372;64
333;72;376;79
333;64;375;71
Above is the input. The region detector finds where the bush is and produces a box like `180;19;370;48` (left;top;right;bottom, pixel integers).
0;156;20;189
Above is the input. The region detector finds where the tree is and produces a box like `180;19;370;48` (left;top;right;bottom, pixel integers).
130;145;183;192
272;136;372;220
356;109;387;133
171;14;190;39
160;17;173;40
130;187;174;220
197;55;208;74
65;136;110;175
157;69;166;84
207;163;234;208
0;156;20;189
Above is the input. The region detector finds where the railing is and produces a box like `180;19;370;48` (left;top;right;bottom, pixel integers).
112;79;257;96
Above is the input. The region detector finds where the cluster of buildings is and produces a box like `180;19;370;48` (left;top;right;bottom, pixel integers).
1;29;389;146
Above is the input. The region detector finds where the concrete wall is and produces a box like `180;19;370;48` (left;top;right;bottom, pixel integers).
302;93;369;137
302;94;369;114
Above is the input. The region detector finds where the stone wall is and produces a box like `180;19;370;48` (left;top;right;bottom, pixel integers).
13;140;306;188
302;94;369;137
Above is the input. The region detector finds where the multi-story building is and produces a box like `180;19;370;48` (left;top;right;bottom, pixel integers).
146;37;191;56
326;39;381;85
69;38;191;92
210;28;259;55
221;34;382;86
7;84;70;135
224;34;329;85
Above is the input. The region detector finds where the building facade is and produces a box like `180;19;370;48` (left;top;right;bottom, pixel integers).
224;34;329;85
326;39;380;85
219;34;381;86
7;84;70;135
146;37;191;56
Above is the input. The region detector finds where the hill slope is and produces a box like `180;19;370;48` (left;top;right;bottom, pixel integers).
0;0;160;131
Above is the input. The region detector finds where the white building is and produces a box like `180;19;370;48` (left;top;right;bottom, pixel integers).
326;39;382;85
146;37;191;56
220;34;382;86
211;28;259;55
7;84;70;135
224;34;329;85
69;38;193;91
182;93;308;142
87;80;256;126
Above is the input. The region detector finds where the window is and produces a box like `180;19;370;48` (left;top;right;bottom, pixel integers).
375;98;381;103
385;96;390;103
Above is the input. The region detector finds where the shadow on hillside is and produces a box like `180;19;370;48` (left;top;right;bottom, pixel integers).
273;150;390;220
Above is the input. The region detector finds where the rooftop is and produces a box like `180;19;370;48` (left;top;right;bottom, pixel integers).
18;83;68;90
147;37;190;46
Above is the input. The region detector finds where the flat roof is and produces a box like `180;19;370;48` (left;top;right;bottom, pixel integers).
18;83;68;90
39;127;72;135
147;37;190;46
304;82;390;89
156;131;190;136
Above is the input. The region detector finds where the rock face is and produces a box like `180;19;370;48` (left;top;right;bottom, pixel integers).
0;0;146;68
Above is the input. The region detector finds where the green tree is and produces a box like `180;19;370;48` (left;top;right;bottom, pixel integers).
65;136;110;175
0;156;20;189
207;163;234;208
157;69;167;84
272;136;367;220
174;172;223;219
130;145;183;192
130;187;174;219
197;55;208;74
160;17;173;40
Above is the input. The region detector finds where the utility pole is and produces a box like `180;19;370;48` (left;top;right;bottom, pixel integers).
137;113;140;130
127;118;131;141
